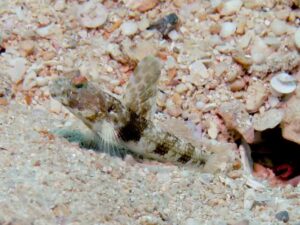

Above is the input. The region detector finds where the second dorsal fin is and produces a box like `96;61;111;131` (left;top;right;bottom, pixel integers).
123;56;162;120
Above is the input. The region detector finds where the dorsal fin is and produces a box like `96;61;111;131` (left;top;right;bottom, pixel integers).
123;56;162;120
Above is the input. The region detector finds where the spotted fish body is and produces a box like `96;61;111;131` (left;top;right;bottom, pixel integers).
50;56;210;165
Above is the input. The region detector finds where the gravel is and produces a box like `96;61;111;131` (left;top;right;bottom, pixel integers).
1;0;300;223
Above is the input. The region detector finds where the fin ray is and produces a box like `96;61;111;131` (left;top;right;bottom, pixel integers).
123;56;162;120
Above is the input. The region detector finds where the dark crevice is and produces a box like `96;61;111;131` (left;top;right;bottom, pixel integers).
0;46;5;54
249;126;300;180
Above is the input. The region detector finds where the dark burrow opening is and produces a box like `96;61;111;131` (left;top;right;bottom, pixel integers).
250;126;300;180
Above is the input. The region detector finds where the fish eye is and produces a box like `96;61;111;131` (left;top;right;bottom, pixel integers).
107;105;115;112
72;83;87;89
71;75;88;89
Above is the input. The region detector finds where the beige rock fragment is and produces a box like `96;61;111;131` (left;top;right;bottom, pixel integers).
208;119;219;139
243;0;264;9
281;86;300;144
77;1;108;28
270;19;287;36
106;43;126;63
189;60;210;79
121;21;138;36
245;80;268;112
253;108;284;131
173;0;186;7
236;18;246;35
218;100;254;143
219;0;243;16
203;147;236;173
166;99;182;117
232;52;253;68
52;203;70;217
294;28;300;49
42;51;56;61
230;79;246;92
237;31;253;49
220;22;237;38
175;83;188;94
19;40;35;56
250;51;300;77
137;17;150;31
8;57;27;83
168;30;181;41
54;0;66;11
122;39;158;61
36;24;57;37
251;37;272;64
50;98;62;113
123;0;159;12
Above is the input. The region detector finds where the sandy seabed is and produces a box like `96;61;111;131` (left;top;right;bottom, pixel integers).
1;0;300;224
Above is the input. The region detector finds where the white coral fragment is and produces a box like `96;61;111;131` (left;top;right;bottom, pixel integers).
220;0;243;16
253;108;284;131
295;28;300;49
270;72;297;94
8;57;27;83
77;1;108;28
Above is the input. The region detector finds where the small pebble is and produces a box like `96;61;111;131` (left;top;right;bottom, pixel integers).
137;214;163;225
54;0;65;11
211;0;222;8
156;171;171;183
166;99;182;117
19;40;35;56
230;79;246;92
121;21;138;36
253;108;284;131
36;77;49;87
168;30;180;41
50;98;62;113
227;170;242;179
267;96;279;107
220;0;243;16
36;24;55;37
270;72;297;94
77;2;108;28
294;28;300;49
220;22;237;38
138;17;150;31
23;71;37;90
124;0;159;12
208;120;218;139
189;60;210;79
245;80;268;112
0;98;8;106
175;83;188;93
195;101;205;110
275;210;289;223
42;51;56;61
8;57;27;83
198;173;214;184
251;37;271;64
270;19;287;36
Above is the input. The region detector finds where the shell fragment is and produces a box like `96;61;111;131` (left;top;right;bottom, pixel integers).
270;72;297;94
